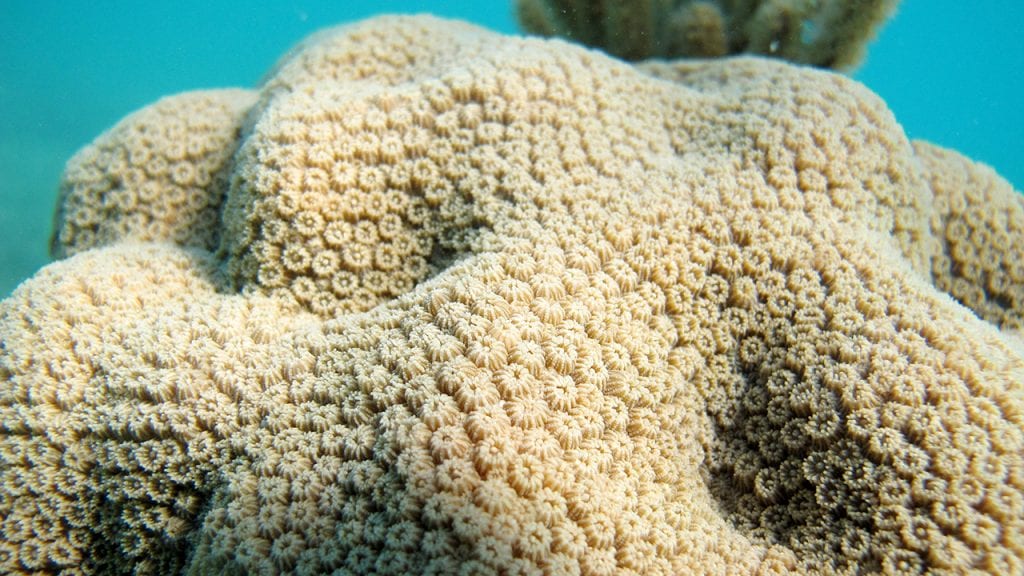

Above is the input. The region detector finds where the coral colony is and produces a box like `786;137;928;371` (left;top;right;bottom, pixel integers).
1;4;1022;575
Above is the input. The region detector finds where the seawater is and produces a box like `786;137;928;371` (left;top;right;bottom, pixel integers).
1;0;1020;297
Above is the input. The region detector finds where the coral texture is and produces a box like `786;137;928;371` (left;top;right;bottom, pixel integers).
517;0;901;70
4;14;1024;576
52;89;257;258
911;141;1024;332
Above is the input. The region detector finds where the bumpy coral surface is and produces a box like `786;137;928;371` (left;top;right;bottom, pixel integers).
3;14;1023;576
52;90;257;258
517;0;900;70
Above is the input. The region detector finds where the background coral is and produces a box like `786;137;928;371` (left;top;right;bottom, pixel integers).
516;0;901;70
2;14;1023;576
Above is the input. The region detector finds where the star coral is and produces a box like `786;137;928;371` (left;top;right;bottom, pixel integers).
2;14;1023;576
52;89;257;258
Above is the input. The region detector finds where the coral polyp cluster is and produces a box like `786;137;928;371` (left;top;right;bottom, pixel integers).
2;14;1022;576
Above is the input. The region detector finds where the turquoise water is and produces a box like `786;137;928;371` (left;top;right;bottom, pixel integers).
1;0;1020;298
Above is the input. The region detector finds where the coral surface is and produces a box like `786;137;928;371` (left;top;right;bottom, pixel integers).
517;0;900;70
2;14;1023;576
52;90;257;258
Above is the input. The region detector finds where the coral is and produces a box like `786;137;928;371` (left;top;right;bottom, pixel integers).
516;0;901;70
52;89;257;258
912;141;1024;331
2;14;1023;576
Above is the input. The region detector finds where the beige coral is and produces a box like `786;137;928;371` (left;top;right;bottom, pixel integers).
3;14;1023;576
517;0;900;70
52;89;257;258
912;141;1024;331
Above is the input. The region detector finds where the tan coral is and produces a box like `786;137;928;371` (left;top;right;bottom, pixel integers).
52;89;257;258
517;0;900;70
2;14;1022;576
913;141;1024;331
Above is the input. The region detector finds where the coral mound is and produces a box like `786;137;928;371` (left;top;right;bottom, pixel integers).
3;14;1023;576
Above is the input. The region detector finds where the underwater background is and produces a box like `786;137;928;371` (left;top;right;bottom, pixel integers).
1;0;1021;298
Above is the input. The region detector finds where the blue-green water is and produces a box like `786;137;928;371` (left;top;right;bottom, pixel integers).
1;0;1020;298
